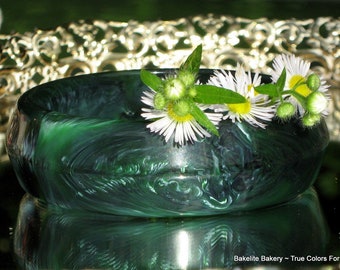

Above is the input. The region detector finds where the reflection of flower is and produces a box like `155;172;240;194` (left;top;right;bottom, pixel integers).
207;66;276;128
141;89;222;145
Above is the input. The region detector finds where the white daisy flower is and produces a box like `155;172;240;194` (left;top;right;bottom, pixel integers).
270;54;329;115
208;66;276;129
271;54;310;91
141;90;222;145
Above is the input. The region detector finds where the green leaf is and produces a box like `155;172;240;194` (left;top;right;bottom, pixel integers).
285;90;307;109
194;85;246;104
254;84;279;97
189;101;219;136
276;68;287;94
179;45;202;75
140;69;163;92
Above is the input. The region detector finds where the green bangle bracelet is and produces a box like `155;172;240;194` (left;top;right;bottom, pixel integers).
6;70;329;217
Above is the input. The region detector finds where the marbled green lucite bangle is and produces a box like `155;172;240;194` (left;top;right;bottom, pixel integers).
6;70;329;217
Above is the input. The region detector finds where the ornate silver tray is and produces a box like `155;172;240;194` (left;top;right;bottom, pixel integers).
0;15;339;157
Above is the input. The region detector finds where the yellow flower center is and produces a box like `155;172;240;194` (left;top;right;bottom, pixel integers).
248;84;259;96
289;75;312;97
247;84;253;92
167;102;193;123
228;100;251;114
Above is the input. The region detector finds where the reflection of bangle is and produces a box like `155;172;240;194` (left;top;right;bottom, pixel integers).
14;188;328;269
6;70;329;217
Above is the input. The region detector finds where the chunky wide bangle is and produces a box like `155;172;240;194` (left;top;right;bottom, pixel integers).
6;70;329;217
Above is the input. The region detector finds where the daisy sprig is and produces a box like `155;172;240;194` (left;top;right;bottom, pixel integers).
140;46;329;145
140;45;246;145
256;54;329;126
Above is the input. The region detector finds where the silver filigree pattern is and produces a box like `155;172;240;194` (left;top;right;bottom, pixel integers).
0;15;339;147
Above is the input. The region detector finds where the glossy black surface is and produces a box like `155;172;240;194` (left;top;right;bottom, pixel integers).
10;190;330;269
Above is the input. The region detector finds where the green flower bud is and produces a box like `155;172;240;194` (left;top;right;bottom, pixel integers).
178;70;196;88
302;113;321;127
164;78;186;100
276;102;296;119
306;91;327;114
306;74;321;91
188;87;197;97
173;100;191;117
153;92;166;110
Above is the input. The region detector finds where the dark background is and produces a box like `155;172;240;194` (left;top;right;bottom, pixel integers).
1;0;340;34
1;0;339;269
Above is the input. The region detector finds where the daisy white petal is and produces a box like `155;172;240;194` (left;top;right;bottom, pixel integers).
271;54;310;86
208;69;235;90
163;121;176;142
